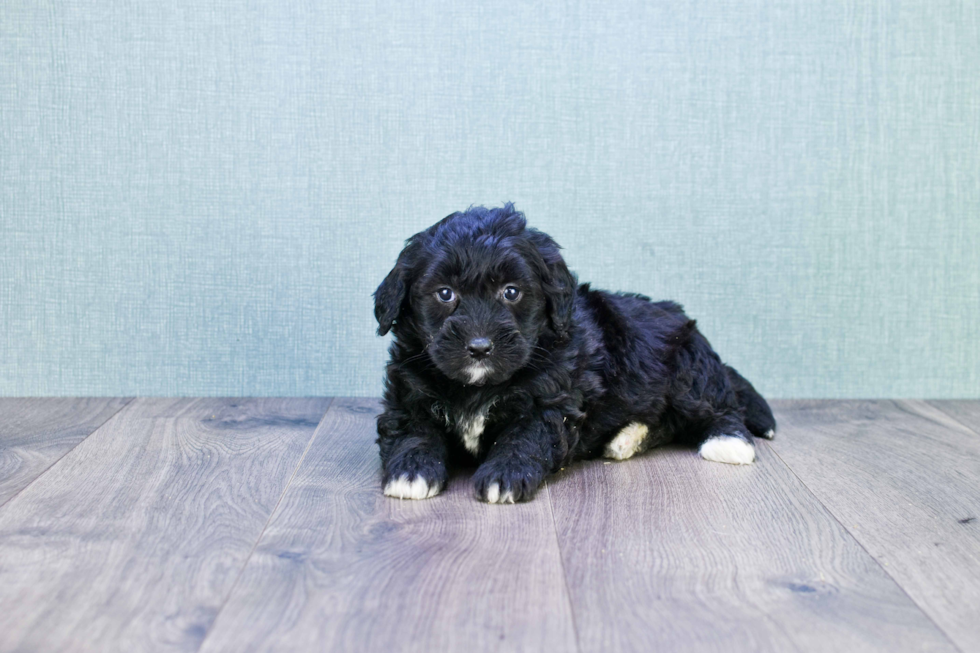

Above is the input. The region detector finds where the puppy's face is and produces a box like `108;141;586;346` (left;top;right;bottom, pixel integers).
374;206;575;387
412;248;546;386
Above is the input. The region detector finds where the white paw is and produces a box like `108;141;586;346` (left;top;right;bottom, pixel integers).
484;482;516;504
699;435;756;465
762;428;775;440
383;475;442;500
603;422;649;461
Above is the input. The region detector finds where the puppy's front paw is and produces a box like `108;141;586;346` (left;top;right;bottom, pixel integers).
383;474;442;500
382;453;447;501
472;459;543;504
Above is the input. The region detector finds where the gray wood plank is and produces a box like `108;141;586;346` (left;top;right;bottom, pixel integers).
926;400;980;435
769;400;980;652
549;438;956;652
0;397;132;506
198;397;578;653
0;397;331;653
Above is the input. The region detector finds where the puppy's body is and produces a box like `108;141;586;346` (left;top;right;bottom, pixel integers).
375;205;775;503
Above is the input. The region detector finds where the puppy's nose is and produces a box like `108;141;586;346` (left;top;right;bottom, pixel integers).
466;337;493;359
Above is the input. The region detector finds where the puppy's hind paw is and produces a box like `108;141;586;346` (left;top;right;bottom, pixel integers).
383;474;442;500
603;422;650;461
699;435;756;465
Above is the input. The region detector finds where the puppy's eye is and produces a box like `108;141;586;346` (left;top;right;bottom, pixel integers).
436;288;455;303
503;286;521;302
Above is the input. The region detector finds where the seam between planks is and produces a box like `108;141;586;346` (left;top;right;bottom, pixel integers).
0;397;136;511
762;439;965;653
923;401;980;438
544;479;583;653
194;396;336;653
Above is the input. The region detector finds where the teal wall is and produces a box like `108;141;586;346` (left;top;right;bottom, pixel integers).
2;1;978;398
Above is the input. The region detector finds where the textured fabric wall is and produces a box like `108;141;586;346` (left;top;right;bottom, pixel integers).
2;1;978;398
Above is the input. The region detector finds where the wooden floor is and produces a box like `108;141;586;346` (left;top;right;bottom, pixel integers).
1;399;979;652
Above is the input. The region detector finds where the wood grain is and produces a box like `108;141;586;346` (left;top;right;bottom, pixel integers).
0;397;132;506
769;400;980;652
0;397;331;653
926;400;980;435
199;397;578;653
549;439;956;652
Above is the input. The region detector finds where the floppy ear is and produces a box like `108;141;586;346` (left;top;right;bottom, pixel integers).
373;264;406;336
527;230;577;341
544;258;576;341
374;235;425;336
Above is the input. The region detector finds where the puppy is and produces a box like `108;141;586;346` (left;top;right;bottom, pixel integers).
374;204;775;503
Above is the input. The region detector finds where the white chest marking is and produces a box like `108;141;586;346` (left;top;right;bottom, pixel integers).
458;412;487;455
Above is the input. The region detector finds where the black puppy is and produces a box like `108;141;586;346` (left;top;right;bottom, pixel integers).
374;204;775;503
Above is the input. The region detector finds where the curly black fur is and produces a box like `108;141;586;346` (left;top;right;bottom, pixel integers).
374;204;775;503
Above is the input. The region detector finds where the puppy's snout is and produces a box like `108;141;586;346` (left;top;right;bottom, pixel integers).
466;337;493;360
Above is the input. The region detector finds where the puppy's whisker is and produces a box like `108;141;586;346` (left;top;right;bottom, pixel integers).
400;348;433;366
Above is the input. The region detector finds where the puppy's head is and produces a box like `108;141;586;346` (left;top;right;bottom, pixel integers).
374;203;575;386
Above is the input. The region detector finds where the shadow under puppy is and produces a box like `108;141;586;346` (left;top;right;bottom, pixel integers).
375;204;775;504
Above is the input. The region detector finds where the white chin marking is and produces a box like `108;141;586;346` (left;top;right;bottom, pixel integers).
699;435;756;465
762;429;775;440
384;475;441;500
466;365;488;385
484;482;516;504
603;422;650;461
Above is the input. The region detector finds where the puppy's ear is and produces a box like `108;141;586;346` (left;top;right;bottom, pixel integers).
527;230;577;341
373;264;406;336
544;259;577;341
374;234;425;336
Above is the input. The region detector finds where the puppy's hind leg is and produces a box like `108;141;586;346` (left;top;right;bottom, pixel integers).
602;420;672;461
603;422;651;461
725;364;776;440
697;416;756;465
667;328;758;465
